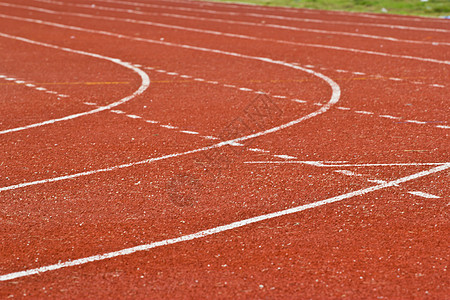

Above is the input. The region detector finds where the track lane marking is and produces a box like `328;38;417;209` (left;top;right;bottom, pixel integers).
0;33;150;136
408;191;441;198
1;163;448;281
0;73;68;99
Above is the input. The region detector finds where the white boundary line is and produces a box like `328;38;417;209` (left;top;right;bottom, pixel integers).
0;33;150;135
1;12;449;66
1;163;448;281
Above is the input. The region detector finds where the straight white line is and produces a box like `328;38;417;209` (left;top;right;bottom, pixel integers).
379;115;401;120
355;110;374;115
436;125;450;129
405;120;427;124
126;114;142;119
243;161;449;167
201;135;219;140
1;164;447;281
239;87;253;91
408;191;441;199
180;130;199;135
247;148;271;153
292;99;307;103
0;33;150;135
160;125;178;129
273;154;297;159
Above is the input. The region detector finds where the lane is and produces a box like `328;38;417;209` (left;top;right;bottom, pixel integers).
0;32;150;135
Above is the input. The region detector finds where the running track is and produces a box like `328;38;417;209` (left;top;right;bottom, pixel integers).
0;0;449;298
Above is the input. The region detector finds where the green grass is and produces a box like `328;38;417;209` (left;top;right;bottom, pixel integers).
207;0;450;17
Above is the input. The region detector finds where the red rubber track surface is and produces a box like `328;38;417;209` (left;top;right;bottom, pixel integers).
0;0;449;298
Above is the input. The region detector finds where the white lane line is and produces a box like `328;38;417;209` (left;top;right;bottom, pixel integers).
408;191;441;199
2;8;449;66
0;33;150;135
1;164;447;281
238;87;253;91
1;74;70;98
243;161;449;167
430;84;444;88
145;120;159;124
126;114;142;119
248;148;271;153
160;125;178;129
436;125;450;129
111;110;125;114
180;130;199;135
334;170;362;176
180;75;192;79
367;179;388;184
292;99;307;103
355;110;374;115
202;135;219;140
273;154;297;159
379;115;401;120
405;120;427;125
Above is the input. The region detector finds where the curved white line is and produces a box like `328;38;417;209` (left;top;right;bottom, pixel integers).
0;33;150;135
65;0;450;33
1;13;448;66
1;163;448;281
5;2;447;47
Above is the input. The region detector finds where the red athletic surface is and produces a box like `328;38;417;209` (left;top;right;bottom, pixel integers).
0;0;449;298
